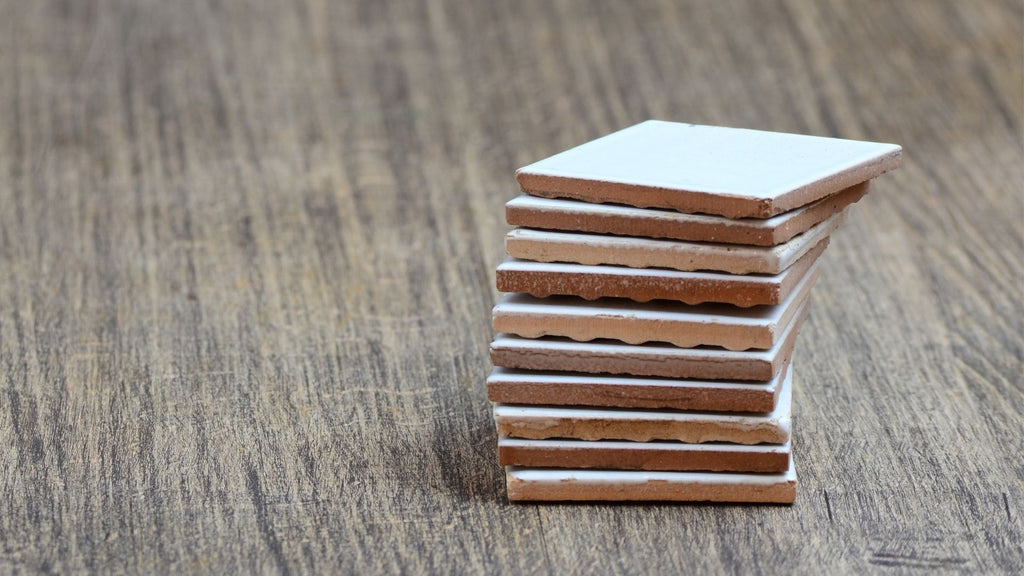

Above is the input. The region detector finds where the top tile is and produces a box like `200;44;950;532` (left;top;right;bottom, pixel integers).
516;120;901;219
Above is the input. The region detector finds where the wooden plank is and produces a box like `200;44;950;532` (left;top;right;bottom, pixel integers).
0;0;1020;574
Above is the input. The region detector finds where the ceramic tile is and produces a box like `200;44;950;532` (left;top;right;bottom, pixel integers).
517;120;900;218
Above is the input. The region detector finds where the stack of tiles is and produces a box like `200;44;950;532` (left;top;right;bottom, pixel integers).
487;120;901;503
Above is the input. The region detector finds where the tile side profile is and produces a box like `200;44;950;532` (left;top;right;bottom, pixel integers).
492;263;819;351
504;209;845;275
498;437;791;473
505;181;869;246
489;298;808;380
495;237;827;307
486;364;787;413
505;462;798;503
492;368;793;444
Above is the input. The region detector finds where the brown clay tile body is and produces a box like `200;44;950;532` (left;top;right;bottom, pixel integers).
490;299;808;380
495;238;827;307
493;369;793;444
504;462;797;503
486;365;786;413
498;437;791;473
492;264;818;351
504;211;845;275
505;181;868;246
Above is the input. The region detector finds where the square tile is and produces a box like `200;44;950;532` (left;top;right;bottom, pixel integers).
517;120;900;218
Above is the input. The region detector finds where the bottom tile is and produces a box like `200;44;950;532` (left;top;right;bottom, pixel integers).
505;460;797;503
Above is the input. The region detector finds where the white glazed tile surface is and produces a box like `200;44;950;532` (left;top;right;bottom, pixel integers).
518;120;900;201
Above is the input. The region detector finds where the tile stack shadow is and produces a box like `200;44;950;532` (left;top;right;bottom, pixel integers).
488;120;901;503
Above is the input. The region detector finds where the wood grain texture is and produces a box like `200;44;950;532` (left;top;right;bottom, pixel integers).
0;0;1020;574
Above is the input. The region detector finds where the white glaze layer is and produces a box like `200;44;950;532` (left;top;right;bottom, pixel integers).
499;437;791;454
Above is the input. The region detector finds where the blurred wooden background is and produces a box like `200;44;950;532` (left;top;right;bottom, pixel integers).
1;0;1021;573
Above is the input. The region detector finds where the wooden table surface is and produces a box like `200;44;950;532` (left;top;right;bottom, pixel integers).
1;1;1021;573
